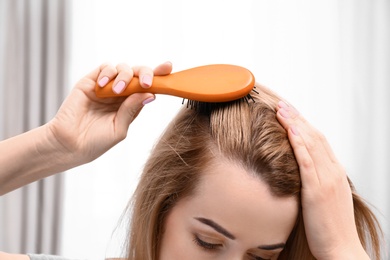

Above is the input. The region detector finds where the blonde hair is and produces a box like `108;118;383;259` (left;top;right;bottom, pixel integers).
124;85;383;260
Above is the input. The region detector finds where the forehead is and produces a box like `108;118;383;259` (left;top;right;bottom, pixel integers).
181;158;299;245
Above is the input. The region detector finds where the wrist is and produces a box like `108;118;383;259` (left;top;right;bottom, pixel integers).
43;122;81;169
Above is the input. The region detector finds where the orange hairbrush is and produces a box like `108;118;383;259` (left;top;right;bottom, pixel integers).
95;64;255;103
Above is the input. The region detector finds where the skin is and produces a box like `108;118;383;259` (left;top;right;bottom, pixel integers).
0;63;370;259
0;62;173;195
0;253;29;260
159;158;298;260
276;101;370;259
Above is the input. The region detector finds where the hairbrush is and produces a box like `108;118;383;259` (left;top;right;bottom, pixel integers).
95;64;257;103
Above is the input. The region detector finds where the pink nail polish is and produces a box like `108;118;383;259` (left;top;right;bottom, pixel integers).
278;100;289;109
113;81;126;94
279;108;290;118
142;96;155;105
98;76;109;87
142;75;152;88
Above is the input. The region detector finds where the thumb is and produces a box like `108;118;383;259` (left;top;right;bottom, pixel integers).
115;93;155;137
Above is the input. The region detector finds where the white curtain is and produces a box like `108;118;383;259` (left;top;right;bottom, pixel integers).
0;0;70;254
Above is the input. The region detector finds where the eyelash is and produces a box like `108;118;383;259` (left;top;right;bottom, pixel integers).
193;235;222;251
193;235;271;260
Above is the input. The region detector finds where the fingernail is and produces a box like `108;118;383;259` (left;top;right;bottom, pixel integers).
98;76;109;87
142;75;152;88
291;125;300;136
113;81;126;94
142;96;155;105
279;108;290;118
278;100;289;109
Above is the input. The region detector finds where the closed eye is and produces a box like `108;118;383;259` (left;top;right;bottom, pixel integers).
193;235;223;251
193;235;271;260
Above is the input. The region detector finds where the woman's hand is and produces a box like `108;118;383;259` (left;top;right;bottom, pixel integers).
0;62;172;195
47;62;172;166
276;101;369;260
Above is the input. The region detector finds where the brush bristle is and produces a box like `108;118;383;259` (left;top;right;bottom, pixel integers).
182;86;258;114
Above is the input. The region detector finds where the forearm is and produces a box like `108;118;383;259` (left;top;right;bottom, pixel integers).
0;124;74;195
0;252;29;260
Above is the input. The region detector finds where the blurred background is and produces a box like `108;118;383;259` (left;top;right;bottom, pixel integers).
0;0;389;259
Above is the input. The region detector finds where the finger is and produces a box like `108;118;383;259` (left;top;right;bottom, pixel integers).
278;101;339;164
276;101;340;180
277;101;329;156
111;63;134;94
76;63;117;96
276;108;321;187
96;63;118;87
281;102;338;162
153;61;173;76
277;108;330;167
285;125;320;188
132;66;154;88
114;93;156;139
83;66;101;82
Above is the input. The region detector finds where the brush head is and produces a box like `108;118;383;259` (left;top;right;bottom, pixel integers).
183;86;259;114
166;64;255;102
95;64;255;103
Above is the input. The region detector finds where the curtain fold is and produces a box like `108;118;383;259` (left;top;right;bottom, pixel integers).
0;0;70;254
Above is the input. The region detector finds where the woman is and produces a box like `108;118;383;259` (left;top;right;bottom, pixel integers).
0;63;383;259
125;83;382;259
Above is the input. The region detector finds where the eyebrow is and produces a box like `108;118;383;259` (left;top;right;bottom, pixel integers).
194;217;236;240
194;217;286;251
